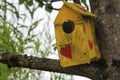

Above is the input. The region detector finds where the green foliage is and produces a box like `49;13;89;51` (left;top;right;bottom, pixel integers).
81;0;89;10
38;0;44;7
6;2;20;18
50;73;73;80
0;0;43;79
27;19;42;36
45;3;53;13
34;39;41;53
0;21;39;54
19;0;33;6
26;0;34;6
19;0;25;4
19;0;90;13
0;63;9;80
24;3;39;19
52;43;57;51
19;0;54;13
0;24;17;53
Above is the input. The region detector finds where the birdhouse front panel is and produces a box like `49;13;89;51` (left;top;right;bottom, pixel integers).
54;2;100;67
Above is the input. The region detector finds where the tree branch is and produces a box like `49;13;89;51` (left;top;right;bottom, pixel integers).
0;51;107;79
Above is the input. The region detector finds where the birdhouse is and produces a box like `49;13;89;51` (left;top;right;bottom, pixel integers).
54;2;100;67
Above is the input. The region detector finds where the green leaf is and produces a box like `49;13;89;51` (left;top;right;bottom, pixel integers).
26;0;33;6
81;0;89;10
52;44;57;51
34;39;41;52
25;4;38;19
38;1;44;7
7;2;19;18
19;0;25;4
0;63;9;80
45;3;53;13
27;19;42;36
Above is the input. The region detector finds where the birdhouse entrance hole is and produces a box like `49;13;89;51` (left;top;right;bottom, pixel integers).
62;20;75;34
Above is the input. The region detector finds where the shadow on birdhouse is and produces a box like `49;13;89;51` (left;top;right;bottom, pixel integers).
54;2;100;67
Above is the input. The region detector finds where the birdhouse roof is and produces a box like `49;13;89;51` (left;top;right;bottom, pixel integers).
63;2;96;18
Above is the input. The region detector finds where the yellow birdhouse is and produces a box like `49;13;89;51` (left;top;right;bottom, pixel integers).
54;2;100;67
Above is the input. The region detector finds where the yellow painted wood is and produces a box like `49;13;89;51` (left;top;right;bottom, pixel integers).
54;2;100;67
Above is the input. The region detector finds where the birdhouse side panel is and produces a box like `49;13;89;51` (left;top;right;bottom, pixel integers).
89;19;101;60
84;18;100;60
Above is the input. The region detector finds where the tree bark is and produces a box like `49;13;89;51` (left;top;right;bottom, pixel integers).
90;0;120;80
0;0;120;80
0;51;107;80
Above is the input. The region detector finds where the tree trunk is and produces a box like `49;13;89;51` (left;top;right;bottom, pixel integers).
90;0;120;80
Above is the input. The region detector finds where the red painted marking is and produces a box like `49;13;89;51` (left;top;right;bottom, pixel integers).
88;40;93;50
60;44;72;59
75;5;88;12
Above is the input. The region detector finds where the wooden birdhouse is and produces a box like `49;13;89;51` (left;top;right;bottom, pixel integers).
54;2;100;67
